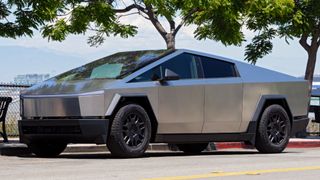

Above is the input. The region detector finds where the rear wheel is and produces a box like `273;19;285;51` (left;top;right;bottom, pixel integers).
28;142;67;158
177;143;208;154
255;104;291;153
107;104;151;158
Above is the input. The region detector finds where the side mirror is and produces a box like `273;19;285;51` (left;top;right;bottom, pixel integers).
159;68;180;83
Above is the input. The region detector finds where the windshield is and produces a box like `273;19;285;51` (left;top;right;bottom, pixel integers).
55;49;173;82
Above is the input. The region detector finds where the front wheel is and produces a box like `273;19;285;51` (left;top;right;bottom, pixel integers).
255;104;291;153
107;104;151;158
177;143;209;154
28;142;67;158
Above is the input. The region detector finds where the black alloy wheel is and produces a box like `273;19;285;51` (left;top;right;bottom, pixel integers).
266;113;287;145
255;104;291;153
122;113;146;147
107;104;151;158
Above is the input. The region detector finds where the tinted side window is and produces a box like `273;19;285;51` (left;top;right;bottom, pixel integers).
131;53;200;82
160;53;199;79
200;57;237;78
131;66;161;82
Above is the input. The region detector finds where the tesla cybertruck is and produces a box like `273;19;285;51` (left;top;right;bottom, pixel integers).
18;49;310;157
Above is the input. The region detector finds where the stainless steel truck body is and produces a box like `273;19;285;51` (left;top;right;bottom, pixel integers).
19;49;310;157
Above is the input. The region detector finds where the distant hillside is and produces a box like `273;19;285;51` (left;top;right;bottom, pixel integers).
298;74;320;82
0;46;89;83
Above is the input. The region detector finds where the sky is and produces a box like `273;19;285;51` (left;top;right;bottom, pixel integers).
0;12;319;83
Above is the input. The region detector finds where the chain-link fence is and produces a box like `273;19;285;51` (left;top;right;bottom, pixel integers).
0;83;30;137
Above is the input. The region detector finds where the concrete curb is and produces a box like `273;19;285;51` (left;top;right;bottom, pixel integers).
214;139;320;149
1;138;320;156
63;138;320;153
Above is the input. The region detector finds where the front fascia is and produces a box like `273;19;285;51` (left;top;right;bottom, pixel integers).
22;91;106;118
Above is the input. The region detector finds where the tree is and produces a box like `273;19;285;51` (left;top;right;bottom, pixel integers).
0;1;32;38
1;0;246;50
1;0;248;51
243;0;320;90
0;0;41;38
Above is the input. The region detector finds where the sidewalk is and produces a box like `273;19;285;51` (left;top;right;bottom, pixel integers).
2;138;320;156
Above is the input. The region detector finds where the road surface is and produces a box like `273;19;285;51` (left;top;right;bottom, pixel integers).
1;148;320;180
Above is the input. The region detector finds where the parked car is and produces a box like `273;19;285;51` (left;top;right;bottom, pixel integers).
19;49;310;157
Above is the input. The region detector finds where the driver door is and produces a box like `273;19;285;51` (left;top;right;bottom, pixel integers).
157;53;205;134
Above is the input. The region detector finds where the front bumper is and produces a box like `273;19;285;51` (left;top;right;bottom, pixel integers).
18;119;109;144
291;116;309;136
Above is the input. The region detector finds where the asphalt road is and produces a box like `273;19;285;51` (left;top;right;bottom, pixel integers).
1;148;320;180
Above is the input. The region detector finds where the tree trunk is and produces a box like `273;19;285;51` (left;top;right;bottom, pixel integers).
304;46;318;92
165;33;176;50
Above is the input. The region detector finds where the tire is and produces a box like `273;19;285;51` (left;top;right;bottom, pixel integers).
107;104;151;158
177;143;208;154
255;104;291;153
28;142;67;158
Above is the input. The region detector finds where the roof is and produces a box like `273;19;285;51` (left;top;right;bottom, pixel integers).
176;49;302;83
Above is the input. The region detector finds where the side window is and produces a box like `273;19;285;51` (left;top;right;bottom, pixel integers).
131;66;161;82
130;53;200;82
160;53;199;79
200;56;237;78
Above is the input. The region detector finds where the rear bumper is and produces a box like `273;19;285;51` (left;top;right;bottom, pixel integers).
291;116;309;136
18;119;109;144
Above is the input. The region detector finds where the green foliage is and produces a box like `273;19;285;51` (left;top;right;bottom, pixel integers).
1;0;256;50
39;0;248;46
41;1;137;45
187;0;247;46
246;0;295;30
144;0;177;19
1;0;253;49
42;19;69;41
0;0;35;38
244;0;320;64
1;0;138;44
1;0;71;38
245;28;276;64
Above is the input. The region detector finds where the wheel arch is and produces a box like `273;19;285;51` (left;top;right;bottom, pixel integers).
105;93;158;142
246;95;293;145
253;95;293;123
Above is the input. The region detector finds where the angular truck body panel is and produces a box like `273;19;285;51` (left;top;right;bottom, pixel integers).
19;49;309;149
